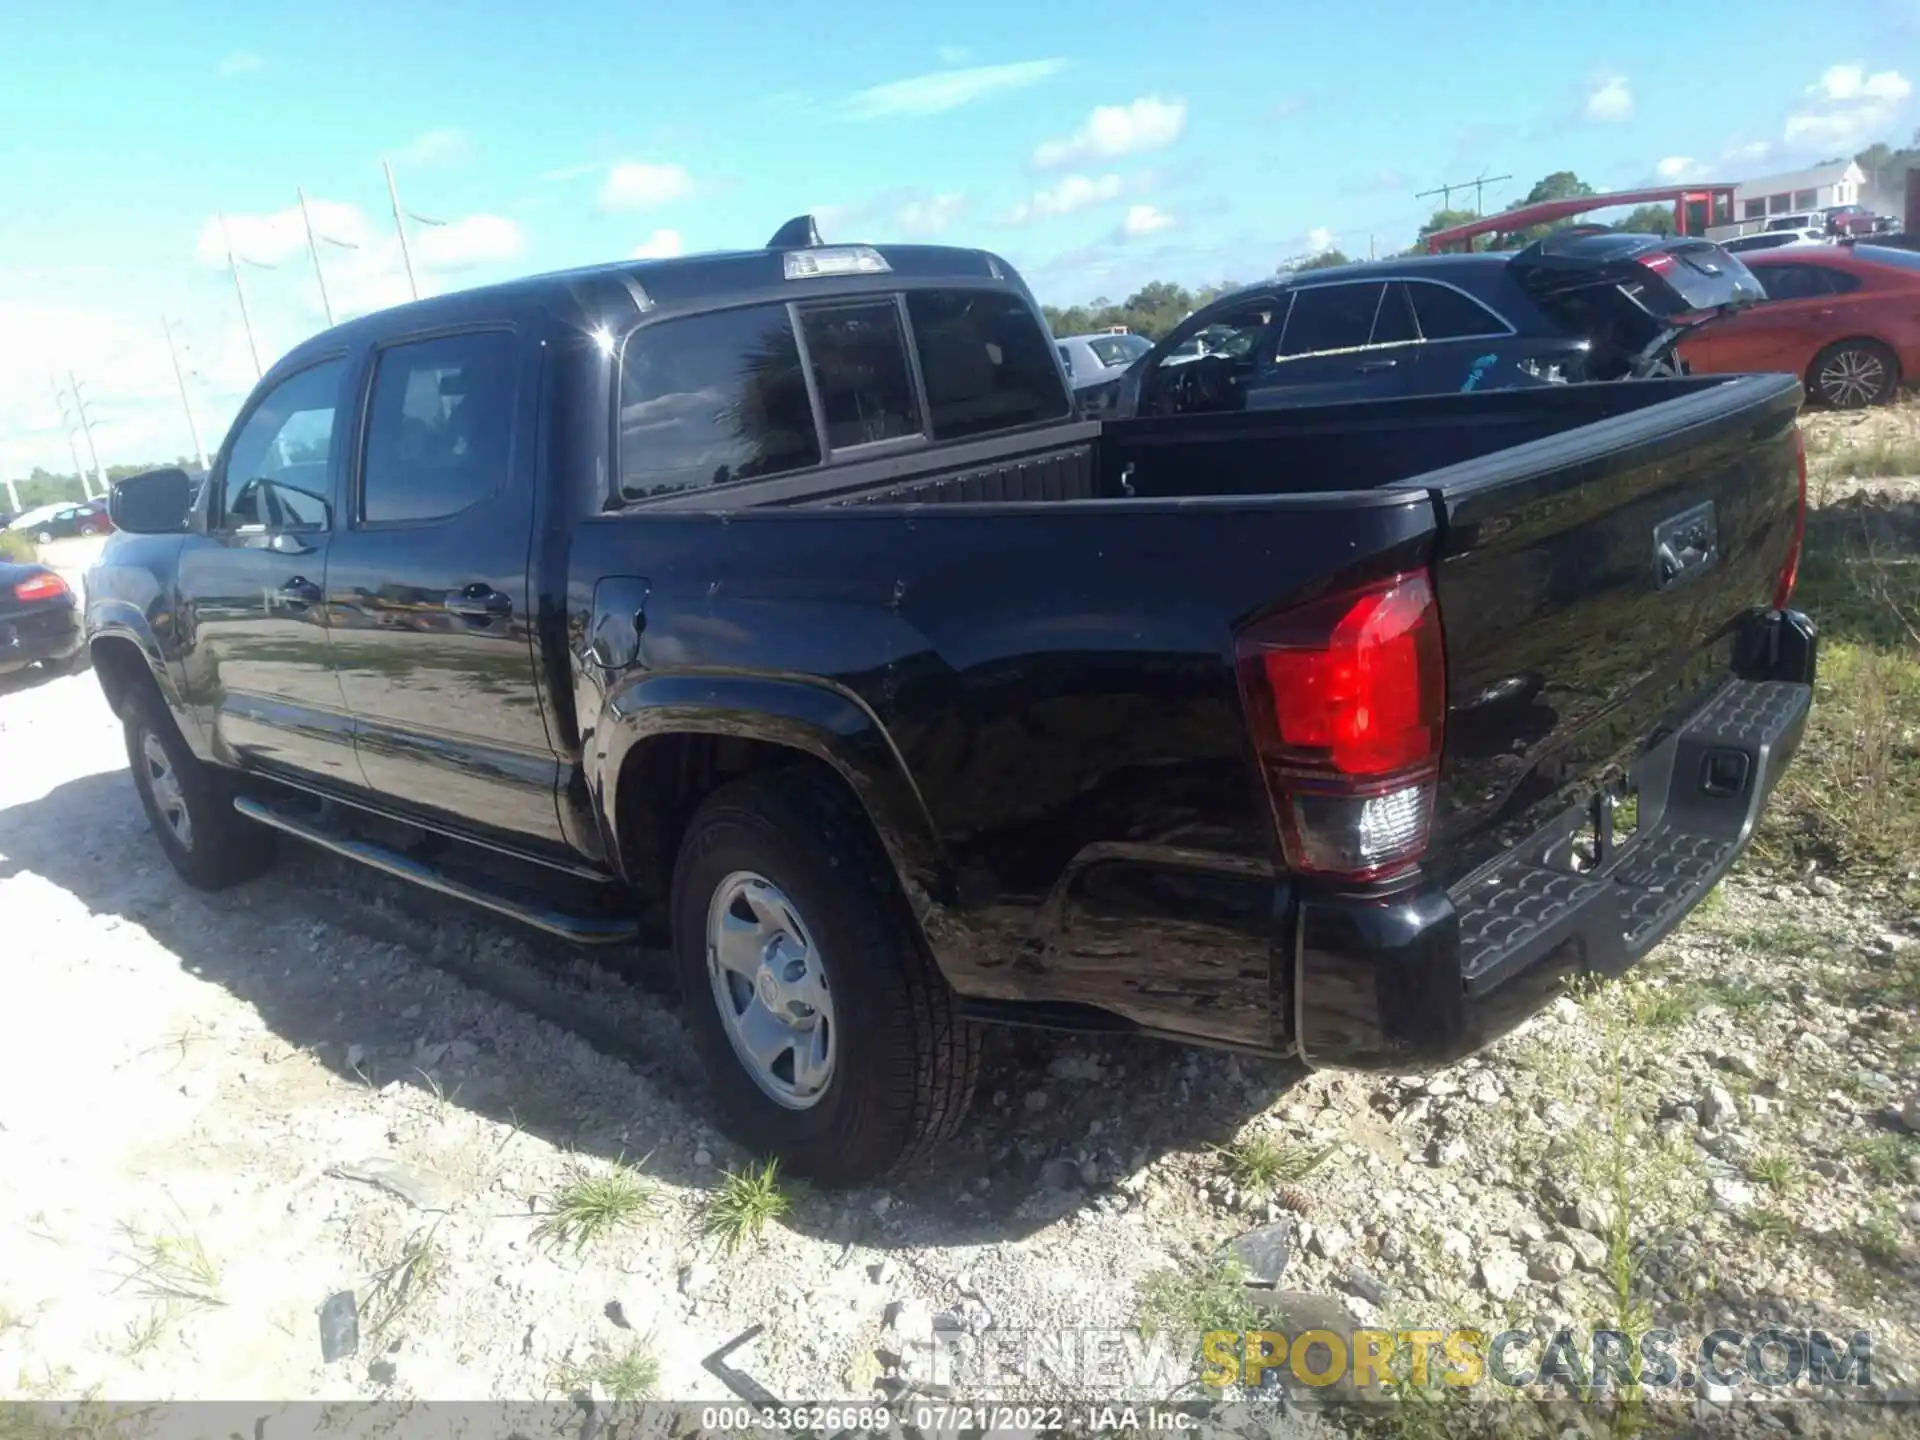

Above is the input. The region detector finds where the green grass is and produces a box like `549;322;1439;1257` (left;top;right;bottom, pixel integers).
112;1211;223;1312
699;1159;796;1253
1135;1254;1255;1343
1209;1135;1333;1195
1850;1133;1918;1185
363;1225;447;1340
1742;1206;1795;1238
1754;467;1920;887
1622;982;1702;1031
1747;1151;1799;1190
1856;1217;1905;1267
532;1159;661;1255
1811;431;1920;484
552;1340;661;1403
1696;977;1775;1012
0;532;36;563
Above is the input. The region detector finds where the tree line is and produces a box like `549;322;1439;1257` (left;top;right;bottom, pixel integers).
4;459;201;516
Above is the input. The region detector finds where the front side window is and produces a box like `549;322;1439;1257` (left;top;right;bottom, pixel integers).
619;304;820;500
220;358;345;531
801;301;922;450
360;331;516;524
905;289;1071;440
1279;283;1385;358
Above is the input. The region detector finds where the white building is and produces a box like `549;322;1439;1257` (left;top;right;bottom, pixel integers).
1727;161;1866;227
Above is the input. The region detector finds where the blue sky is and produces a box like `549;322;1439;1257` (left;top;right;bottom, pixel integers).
2;0;1916;476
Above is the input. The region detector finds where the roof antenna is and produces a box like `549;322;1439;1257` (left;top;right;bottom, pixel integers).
767;214;823;249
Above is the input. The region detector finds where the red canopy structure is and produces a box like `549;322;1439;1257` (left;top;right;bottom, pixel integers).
1423;185;1738;254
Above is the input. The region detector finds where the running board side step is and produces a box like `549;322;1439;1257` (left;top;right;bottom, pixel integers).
233;795;639;947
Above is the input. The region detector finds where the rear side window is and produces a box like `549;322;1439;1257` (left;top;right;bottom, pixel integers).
1278;283;1384;357
1370;283;1420;345
1756;264;1859;301
360;331;516;524
905;289;1071;440
619;304;820;499
800;302;922;450
1407;281;1508;340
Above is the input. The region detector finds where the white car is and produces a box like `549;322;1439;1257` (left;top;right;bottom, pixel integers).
1722;228;1829;254
1055;332;1154;391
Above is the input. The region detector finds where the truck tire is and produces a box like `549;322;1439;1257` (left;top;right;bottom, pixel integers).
1808;339;1899;409
670;769;981;1186
124;687;277;890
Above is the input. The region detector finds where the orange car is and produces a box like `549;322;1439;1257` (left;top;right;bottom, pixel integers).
1678;242;1920;408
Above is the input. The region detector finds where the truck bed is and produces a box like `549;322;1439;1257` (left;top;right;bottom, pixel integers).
571;370;1805;1055
744;375;1772;508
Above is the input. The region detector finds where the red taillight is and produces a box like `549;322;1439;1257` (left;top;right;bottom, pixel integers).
12;572;68;604
1640;251;1679;275
1235;572;1446;882
1775;427;1807;611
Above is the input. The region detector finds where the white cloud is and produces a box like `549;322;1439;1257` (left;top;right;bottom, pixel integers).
1305;226;1335;253
1655;155;1706;181
194;201;376;269
1809;63;1912;102
415;214;525;269
1785;63;1912;152
1120;204;1175;237
598;161;695;211
217;51;264;78
1002;172;1125;223
1584;73;1634;122
841;59;1068;120
395;128;472;169
192;199;526;334
1033;96;1186;168
895;193;967;236
1724;140;1773;166
0;303;263;482
631;229;686;260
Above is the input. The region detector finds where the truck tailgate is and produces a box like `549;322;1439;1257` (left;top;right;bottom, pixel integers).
1407;374;1805;890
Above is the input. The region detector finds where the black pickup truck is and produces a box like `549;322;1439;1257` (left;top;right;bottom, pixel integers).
87;217;1816;1184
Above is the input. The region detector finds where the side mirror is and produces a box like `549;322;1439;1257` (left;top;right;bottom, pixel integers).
109;467;195;534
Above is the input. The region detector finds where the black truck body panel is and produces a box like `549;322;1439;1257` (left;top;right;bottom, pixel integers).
86;238;1814;1073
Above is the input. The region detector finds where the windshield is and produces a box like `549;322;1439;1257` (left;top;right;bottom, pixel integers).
1086;334;1152;368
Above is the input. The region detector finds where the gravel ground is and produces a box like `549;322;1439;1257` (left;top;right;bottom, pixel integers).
2;651;1917;1435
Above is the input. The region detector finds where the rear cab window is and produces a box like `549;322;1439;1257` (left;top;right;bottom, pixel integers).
616;287;1070;502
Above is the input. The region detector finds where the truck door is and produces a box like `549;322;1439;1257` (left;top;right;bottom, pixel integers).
322;323;566;848
175;354;363;786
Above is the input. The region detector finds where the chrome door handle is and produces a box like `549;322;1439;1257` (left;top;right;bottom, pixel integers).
445;585;512;620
